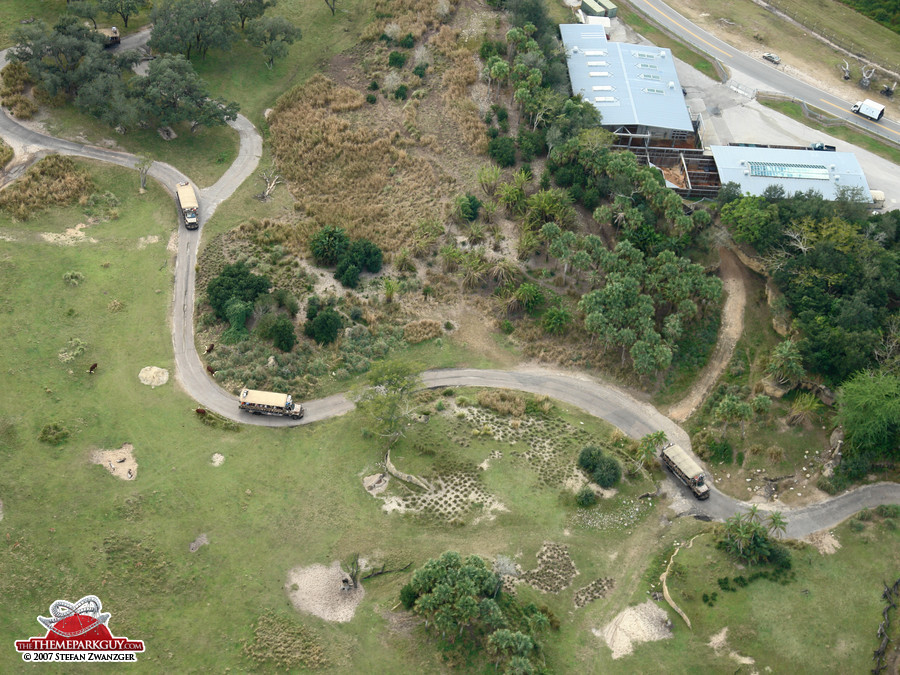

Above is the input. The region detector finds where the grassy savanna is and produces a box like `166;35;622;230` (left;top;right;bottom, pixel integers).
761;98;900;165
620;10;723;80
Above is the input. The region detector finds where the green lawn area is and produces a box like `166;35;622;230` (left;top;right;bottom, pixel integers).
760;99;900;166
620;11;723;81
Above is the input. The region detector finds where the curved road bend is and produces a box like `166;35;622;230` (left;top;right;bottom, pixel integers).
624;0;900;142
0;58;898;539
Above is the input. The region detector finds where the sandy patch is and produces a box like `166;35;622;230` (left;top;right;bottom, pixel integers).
804;530;841;555
41;223;97;245
707;626;756;666
166;231;178;253
139;366;169;387
137;235;159;249
211;453;225;467
363;473;389;495
189;533;209;553
91;443;137;481
596;600;672;659
286;561;365;623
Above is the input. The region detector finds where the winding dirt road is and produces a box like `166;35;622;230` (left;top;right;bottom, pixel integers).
0;48;896;539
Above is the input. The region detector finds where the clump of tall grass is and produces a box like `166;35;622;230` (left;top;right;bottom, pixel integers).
477;389;526;417
403;319;443;343
0;155;93;220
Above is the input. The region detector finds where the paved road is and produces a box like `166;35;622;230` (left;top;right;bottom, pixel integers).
0;43;897;539
625;0;900;143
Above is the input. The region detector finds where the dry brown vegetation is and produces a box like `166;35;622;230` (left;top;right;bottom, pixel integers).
242;612;327;670
476;388;527;417
403;318;444;343
269;74;444;251
432;25;489;155
0;155;93;220
0;138;12;169
360;0;460;41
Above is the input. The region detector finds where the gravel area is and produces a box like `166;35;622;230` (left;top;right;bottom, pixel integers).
597;600;672;659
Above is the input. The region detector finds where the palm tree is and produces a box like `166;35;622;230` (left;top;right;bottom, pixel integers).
745;504;762;525
787;392;822;426
383;277;397;303
766;511;788;539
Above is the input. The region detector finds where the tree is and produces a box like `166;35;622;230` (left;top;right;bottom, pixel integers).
766;511;787;538
542;306;572;335
310;225;350;266
787;391;822;427
206;262;271;319
592;454;621;488
714;394;743;438
234;0;274;29
488;136;516;167
304;307;341;344
477;164;502;197
766;339;805;386
246;15;301;68
720;195;782;252
358;361;422;452
70;1;100;29
97;0;149;27
135;154;152;190
150;0;238;59
137;54;239;128
74;72;138;129
637;431;667;470
268;313;296;351
324;0;338;16
837;370;900;459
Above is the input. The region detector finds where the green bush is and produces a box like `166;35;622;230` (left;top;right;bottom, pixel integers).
39;422;70;445
366;93;377;104
491;104;508;122
517;128;547;162
575;486;597;507
368;80;379;90
399;583;418;610
398;33;415;48
304;308;342;345
455;193;482;222
578;445;604;473
500;319;514;335
488;136;516;167
207;263;271;320
412;63;427;78
850;519;866;533
877;504;900;518
269;314;297;352
346;238;384;273
388;51;408;68
310;225;350;266
394;85;408;100
592;455;621;488
272;288;299;317
486;126;500;139
336;259;361;288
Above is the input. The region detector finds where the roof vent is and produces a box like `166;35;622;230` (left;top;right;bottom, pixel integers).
668;81;675;89
743;169;749;175
834;175;840;181
739;160;746;166
659;51;667;58
572;46;579;53
830;164;836;171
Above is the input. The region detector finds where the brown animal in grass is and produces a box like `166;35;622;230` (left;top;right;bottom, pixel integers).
195;408;207;416
204;343;215;354
88;363;98;374
206;365;216;376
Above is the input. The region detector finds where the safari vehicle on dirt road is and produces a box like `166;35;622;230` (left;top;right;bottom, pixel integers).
239;388;305;419
661;443;710;500
175;182;199;230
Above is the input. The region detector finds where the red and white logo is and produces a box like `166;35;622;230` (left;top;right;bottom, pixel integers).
15;595;145;663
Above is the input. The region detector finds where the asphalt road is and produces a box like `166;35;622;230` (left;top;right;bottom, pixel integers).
0;38;897;538
625;0;900;143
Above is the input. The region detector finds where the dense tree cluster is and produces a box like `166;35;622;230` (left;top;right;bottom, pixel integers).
309;225;383;289
577;445;621;488
400;552;552;674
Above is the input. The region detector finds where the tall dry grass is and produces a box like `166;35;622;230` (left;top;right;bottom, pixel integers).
433;26;488;155
361;0;460;41
0;155;93;220
269;74;442;252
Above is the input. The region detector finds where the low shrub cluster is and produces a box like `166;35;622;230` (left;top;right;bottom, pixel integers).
578;445;621;488
476;389;526;417
403;319;443;344
309;225;383;288
0;155;93;220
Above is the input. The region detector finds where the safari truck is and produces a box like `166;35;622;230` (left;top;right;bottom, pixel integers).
851;99;886;121
98;27;120;48
175;182;199;230
239;389;305;419
661;443;710;500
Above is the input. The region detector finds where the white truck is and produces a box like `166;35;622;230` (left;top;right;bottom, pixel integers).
660;443;710;500
851;99;886;121
239;389;305;419
175;182;199;230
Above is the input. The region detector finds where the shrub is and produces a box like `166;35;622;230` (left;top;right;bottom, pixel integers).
884;518;898;531
39;422;70;445
454;193;482;222
517;128;547;162
306;295;322;320
335;259;361;288
412;63;427;78
400;583;418;609
310;225;350;266
394;85;408;100
0;155;93;220
272;288;299;317
269;314;297;352
477;389;526;416
592;455;621;488
486;126;499;139
207;263;272;320
576;486;597;507
5;94;37;119
578;445;605;473
488;136;516;167
849;519;866;533
500;319;514;334
0;139;12;169
399;33;415;48
63;271;85;287
304;308;342;345
403;319;443;343
368;80;379;90
346;238;383;273
492;104;508;122
388;51;408;68
877;504;900;518
366;93;377;104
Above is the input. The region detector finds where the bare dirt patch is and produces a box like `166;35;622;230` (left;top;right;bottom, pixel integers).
138;366;169;387
707;626;756;666
667;247;746;422
597;600;673;659
363;472;389;495
285;561;365;623
189;533;209;553
211;453;225;467
91;443;137;481
137;235;159;249
166;231;178;253
40;223;97;246
804;529;841;555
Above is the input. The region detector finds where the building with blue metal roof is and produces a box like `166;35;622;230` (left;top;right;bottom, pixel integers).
560;23;695;146
710;145;872;200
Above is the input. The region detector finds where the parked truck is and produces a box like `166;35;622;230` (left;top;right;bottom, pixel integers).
851;99;886;121
660;443;710;500
175;182;199;230
808;142;836;152
239;389;305;419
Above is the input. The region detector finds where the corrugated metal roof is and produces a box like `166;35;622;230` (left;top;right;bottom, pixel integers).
560;24;693;132
710;145;872;200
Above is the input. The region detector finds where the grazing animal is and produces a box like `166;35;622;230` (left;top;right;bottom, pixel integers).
205;343;215;354
88;363;98;374
195;408;207;416
206;365;216;376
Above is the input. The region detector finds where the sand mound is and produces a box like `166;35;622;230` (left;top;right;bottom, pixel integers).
804;530;841;555
91;443;137;481
189;533;209;553
41;223;97;245
139;366;169;387
137;235;159;249
596;600;672;659
211;453;225;467
363;473;389;495
286;561;365;623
